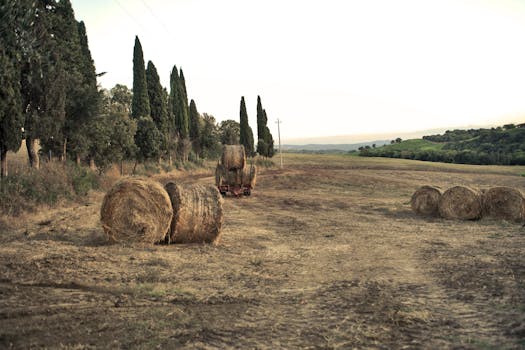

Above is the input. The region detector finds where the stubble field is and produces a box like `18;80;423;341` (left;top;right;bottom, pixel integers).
1;153;525;349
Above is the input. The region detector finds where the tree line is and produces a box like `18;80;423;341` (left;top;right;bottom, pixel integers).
359;124;525;165
0;1;275;177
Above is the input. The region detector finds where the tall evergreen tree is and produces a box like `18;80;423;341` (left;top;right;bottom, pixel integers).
263;109;275;157
169;65;189;139
178;68;189;139
43;0;86;161
239;96;254;156
66;19;102;164
256;95;266;141
189;99;201;155
20;0;67;168
131;36;150;119
134;116;161;163
255;96;274;157
146;61;168;133
0;52;23;177
146;60;168;158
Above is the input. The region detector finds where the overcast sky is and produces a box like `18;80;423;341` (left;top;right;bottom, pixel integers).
71;0;525;143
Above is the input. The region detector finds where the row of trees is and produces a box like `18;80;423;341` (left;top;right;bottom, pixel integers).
0;1;275;178
1;0;102;176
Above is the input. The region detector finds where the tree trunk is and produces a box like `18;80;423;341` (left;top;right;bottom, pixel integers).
120;160;124;176
62;137;67;162
89;158;96;171
26;137;40;169
76;154;81;166
0;148;7;178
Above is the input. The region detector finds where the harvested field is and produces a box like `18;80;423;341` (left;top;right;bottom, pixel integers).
1;153;525;349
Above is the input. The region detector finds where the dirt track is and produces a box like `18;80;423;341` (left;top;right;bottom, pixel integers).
1;154;525;349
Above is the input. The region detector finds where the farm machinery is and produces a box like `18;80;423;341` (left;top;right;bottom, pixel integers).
215;145;257;196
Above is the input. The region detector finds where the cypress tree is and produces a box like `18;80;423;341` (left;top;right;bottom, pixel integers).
132;36;150;119
178;68;189;139
189;99;201;155
46;0;85;160
20;0;67;167
256;95;266;141
239;96;254;156
0;19;24;177
134;116;161;162
0;1;28;176
255;96;275;157
263;109;275;157
169;65;189;139
146;60;168;135
66;19;101;164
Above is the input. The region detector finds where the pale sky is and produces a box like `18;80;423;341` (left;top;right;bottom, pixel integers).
71;0;525;143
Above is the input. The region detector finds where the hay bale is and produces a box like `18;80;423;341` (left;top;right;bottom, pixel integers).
482;186;525;222
223;168;242;186
438;186;482;220
410;186;442;217
221;145;246;170
165;182;223;244
242;164;257;188
100;177;172;244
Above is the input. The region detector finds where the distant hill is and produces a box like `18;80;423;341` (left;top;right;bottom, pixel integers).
359;124;525;165
283;140;390;153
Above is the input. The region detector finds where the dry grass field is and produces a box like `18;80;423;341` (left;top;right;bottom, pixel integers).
1;153;525;349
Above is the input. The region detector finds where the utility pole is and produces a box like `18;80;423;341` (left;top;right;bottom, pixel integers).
276;118;283;168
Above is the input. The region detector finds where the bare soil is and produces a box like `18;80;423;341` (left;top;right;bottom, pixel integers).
1;154;525;349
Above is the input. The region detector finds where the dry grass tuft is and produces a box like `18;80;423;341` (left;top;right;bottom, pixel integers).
482;186;525;222
410;186;442;217
164;182;223;244
438;185;482;220
100;177;172;244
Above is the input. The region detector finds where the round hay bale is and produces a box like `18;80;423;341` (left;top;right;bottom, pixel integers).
482;186;525;222
224;168;242;186
100;177;172;244
242;164;257;189
438;186;482;220
410;186;442;217
164;182;223;244
221;145;246;170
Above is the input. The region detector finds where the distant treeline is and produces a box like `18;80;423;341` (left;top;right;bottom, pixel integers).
359;124;525;165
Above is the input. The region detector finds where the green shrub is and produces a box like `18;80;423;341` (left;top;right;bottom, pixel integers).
72;166;99;196
0;162;100;216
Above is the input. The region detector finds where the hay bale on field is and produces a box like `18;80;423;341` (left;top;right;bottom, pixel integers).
165;182;223;244
223;168;242;186
221;145;246;170
438;186;482;220
100;177;172;244
482;186;525;222
242;164;257;188
410;185;442;217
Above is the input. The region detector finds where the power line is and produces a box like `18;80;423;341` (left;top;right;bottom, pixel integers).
112;0;149;35
276;119;283;168
138;0;177;41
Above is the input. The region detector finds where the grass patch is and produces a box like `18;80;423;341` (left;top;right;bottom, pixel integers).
0;162;100;216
